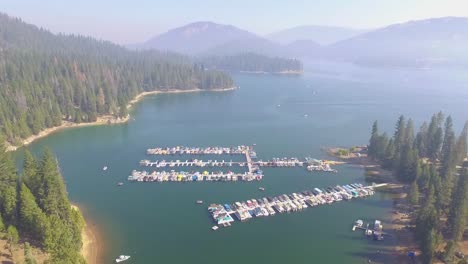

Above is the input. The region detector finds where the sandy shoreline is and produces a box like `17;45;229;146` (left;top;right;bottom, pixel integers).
5;87;236;152
71;205;102;264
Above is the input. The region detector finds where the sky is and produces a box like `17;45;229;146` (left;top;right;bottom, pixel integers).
3;0;468;44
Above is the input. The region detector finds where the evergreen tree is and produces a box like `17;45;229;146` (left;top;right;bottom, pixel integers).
415;122;429;157
0;212;4;231
455;121;468;164
368;120;379;159
22;150;39;195
447;168;467;242
7;225;19;245
409;181;420;205
24;242;38;264
36;150;71;220
394;115;406;154
0;139;18;224
382;138;395;169
18;183;48;244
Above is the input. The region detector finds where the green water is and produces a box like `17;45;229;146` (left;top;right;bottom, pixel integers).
14;62;468;263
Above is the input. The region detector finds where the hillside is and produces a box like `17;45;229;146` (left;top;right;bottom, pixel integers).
137;21;286;57
139;21;257;55
199;53;303;73
283;39;322;58
326;17;468;66
267;25;366;45
0;14;234;145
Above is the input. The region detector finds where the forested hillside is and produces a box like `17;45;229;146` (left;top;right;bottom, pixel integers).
200;53;303;73
0;140;85;263
0;13;234;144
368;113;468;264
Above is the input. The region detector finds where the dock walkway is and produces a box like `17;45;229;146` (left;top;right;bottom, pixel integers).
208;183;377;227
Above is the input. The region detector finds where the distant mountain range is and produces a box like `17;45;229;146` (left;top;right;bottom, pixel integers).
266;25;367;45
326;17;468;66
133;17;468;67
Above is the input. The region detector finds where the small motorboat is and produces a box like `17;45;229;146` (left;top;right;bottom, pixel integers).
103;166;108;171
259;187;265;191
212;226;219;231
117;182;124;186
115;255;130;263
196;200;203;204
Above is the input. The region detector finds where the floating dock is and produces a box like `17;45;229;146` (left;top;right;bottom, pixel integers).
129;146;342;183
128;170;263;182
208;183;376;227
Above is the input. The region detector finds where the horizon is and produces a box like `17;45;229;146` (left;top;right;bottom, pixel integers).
2;0;468;44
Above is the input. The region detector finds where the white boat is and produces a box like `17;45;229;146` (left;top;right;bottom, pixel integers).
212;226;219;231
103;166;108;171
115;255;130;263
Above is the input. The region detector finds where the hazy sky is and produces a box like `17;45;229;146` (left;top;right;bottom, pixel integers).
3;0;468;44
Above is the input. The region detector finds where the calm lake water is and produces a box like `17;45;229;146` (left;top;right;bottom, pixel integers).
13;62;468;264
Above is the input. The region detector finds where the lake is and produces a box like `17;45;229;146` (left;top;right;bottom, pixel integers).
14;61;468;263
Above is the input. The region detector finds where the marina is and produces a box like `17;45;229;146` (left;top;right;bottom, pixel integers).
208;183;376;227
132;146;340;183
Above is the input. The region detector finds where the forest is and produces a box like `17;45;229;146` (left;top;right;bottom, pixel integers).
0;139;85;263
199;53;303;73
368;113;468;264
0;13;234;145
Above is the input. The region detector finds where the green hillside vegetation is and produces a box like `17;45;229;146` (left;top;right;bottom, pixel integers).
0;13;234;145
199;53;303;73
368;113;468;264
0;139;86;263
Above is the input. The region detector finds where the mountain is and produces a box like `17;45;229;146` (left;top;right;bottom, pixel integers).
283;39;322;58
140;21;257;55
267;25;366;45
138;21;287;57
203;35;285;57
326;17;468;66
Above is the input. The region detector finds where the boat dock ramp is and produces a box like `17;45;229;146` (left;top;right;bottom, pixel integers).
208;183;376;228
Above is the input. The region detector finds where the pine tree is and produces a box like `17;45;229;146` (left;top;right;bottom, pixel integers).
455;121;468;164
36;149;71;220
394;115;406;154
0;139;19;224
0;212;4;231
18;183;48;244
7;225;19;245
24;242;38;264
409;181;420;205
368;120;379;159
382;138;395;169
447;168;467;242
22;150;39;195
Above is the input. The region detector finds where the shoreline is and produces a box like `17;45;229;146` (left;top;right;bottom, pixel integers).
6;87;236;152
71;204;102;264
239;70;303;75
325;146;418;263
